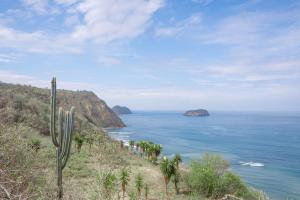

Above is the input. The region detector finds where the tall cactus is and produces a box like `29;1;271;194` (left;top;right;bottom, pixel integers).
50;77;75;199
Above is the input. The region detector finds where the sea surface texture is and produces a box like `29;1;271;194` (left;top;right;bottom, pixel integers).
107;111;300;200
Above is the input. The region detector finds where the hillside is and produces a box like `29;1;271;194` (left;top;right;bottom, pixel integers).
0;82;125;135
112;105;132;114
0;81;269;200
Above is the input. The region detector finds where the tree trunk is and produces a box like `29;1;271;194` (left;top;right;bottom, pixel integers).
164;176;169;195
174;181;179;194
122;184;125;200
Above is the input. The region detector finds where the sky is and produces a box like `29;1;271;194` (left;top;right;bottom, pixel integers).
0;0;300;111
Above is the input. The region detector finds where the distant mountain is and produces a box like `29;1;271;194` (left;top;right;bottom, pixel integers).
184;109;209;117
0;82;125;135
112;105;132;115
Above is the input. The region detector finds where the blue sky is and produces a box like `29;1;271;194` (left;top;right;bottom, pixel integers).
0;0;300;111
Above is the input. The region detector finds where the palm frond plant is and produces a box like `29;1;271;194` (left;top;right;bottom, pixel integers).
144;184;149;200
120;168;130;200
174;153;182;170
160;157;176;195
153;144;163;161
103;171;117;199
135;174;143;199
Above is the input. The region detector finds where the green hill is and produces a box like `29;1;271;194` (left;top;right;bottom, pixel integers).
0;82;125;136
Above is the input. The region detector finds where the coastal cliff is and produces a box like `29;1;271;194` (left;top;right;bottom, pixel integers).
0;82;125;135
184;109;210;116
112;105;132;114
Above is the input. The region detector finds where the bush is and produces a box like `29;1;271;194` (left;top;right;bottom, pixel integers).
185;153;255;199
29;138;41;152
74;133;84;153
0;125;40;199
186;162;218;197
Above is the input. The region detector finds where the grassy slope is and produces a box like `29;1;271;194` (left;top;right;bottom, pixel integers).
0;82;266;200
22;126;188;200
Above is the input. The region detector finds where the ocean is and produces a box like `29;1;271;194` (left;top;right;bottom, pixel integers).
107;111;300;200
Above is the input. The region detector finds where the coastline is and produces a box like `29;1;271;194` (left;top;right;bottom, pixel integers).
104;111;300;200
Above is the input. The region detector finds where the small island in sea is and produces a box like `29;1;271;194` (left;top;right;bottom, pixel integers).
112;105;132;114
184;109;210;117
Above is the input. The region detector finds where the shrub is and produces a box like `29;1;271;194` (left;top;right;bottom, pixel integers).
185;153;255;199
198;153;229;176
29;138;41;152
186;162;218;197
74;133;84;153
0;125;41;199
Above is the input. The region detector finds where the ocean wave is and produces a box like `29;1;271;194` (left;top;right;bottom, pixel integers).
108;131;133;135
239;161;264;167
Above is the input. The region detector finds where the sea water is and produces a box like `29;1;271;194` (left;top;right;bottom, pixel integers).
107;111;300;199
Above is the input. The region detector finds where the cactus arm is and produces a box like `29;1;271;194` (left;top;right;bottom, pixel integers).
61;111;74;169
58;107;64;144
50;77;59;147
60;111;69;161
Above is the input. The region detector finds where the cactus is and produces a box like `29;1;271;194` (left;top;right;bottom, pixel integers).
50;77;75;199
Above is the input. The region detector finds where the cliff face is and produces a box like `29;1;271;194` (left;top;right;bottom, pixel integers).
0;82;125;135
112;105;132;115
58;91;126;128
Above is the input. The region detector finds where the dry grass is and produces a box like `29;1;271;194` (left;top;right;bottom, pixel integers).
0;124;267;200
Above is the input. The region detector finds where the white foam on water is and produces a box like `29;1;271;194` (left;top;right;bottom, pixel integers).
239;161;264;167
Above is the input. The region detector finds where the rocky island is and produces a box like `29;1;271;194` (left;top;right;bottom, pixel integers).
184;109;210;117
112;105;132;115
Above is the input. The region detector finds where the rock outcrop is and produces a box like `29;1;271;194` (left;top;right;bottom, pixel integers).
184;109;209;117
112;105;132;115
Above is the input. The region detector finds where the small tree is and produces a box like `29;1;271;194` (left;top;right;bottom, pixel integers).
129;140;135;151
74;133;84;153
128;191;137;200
85;134;94;152
172;170;180;194
160;157;176;195
135;174;143;199
144;184;149;200
152;144;162;161
174;153;182;170
103;172;117;199
120;168;130;200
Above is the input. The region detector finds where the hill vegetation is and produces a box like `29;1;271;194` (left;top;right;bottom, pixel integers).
0;82;125;136
0;81;269;200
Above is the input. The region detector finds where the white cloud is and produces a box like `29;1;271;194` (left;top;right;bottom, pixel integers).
22;0;48;14
0;0;164;54
54;0;79;6
155;13;202;37
22;0;60;15
98;56;121;65
0;54;17;63
1;70;299;111
0;25;81;53
71;0;164;43
0;70;96;91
